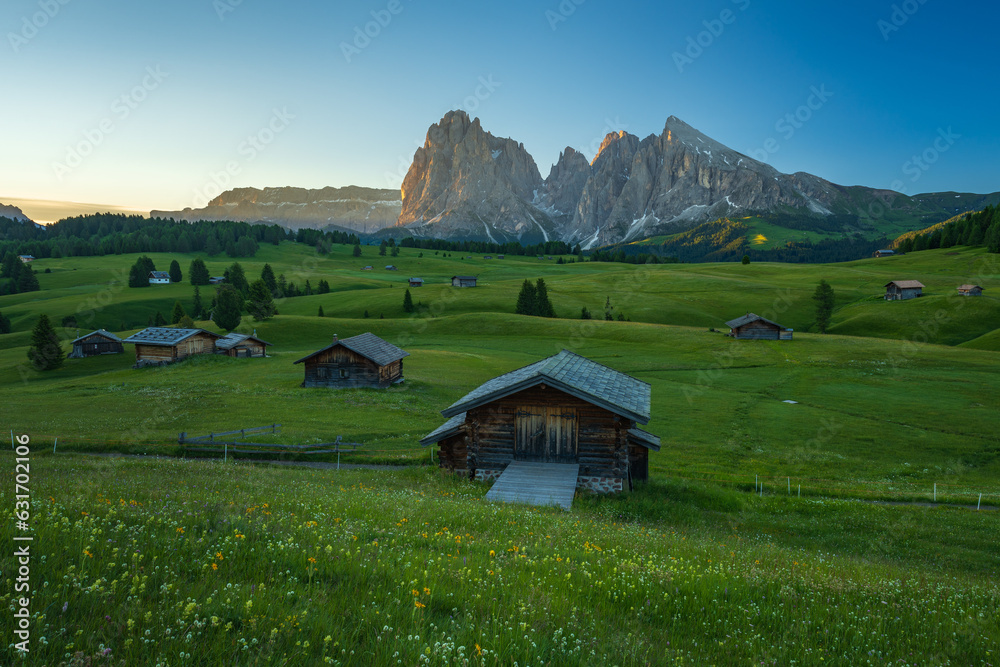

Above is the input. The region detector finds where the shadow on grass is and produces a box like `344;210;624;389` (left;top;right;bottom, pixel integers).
575;477;743;526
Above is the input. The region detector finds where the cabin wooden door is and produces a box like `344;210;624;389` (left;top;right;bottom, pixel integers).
515;407;577;462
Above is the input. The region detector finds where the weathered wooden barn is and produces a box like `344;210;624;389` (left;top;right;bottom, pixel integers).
725;313;793;340
294;333;408;389
216;333;271;358
409;278;424;287
874;249;896;258
69;329;124;359
123;327;223;367
885;280;924;300
452;275;477;287
420;350;660;494
957;284;984;296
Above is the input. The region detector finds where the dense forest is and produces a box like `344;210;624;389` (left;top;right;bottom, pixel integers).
894;206;1000;253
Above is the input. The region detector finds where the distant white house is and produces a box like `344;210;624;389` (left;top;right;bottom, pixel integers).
18;255;35;264
149;271;171;285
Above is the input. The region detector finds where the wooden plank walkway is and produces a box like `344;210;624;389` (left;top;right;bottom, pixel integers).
485;461;580;511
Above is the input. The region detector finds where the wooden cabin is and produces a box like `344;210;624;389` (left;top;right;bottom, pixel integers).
294;332;408;389
216;332;271;358
874;249;896;258
18;255;35;264
149;271;171;285
957;284;984;297
452;275;477;288
385;265;397;271
409;278;424;287
885;280;924;301
123;327;222;367
420;350;660;494
69;329;124;359
209;276;226;285
725;313;793;340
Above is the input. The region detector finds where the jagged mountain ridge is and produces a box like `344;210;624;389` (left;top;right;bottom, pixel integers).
396;111;949;247
151;186;401;233
0;203;31;223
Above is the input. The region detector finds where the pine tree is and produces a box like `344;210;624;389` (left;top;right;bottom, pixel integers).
813;279;835;334
742;254;751;265
261;263;277;294
318;306;325;317
534;278;555;318
403;288;415;313
391;245;400;257
213;285;243;331
224;262;249;296
247;279;276;321
353;243;362;258
304;280;313;296
168;259;182;283
170;300;187;325
189;258;210;285
17;266;40;292
580;306;591;320
27;314;63;371
379;241;388;256
154;311;167;326
318;279;330;294
128;262;149;288
192;286;203;320
515;280;538;316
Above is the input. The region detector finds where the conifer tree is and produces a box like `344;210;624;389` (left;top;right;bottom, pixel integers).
27;314;63;371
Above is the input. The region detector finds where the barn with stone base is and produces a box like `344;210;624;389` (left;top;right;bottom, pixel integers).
294;333;408;389
420;350;660;494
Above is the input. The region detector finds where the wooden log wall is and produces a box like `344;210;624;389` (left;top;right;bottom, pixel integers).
302;347;402;388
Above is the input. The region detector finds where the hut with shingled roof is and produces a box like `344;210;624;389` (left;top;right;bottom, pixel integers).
123;327;223;367
69;329;124;359
420;350;660;494
294;333;408;389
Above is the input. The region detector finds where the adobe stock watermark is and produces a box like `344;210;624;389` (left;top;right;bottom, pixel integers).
888;127;960;194
51;66;169;181
191;107;295;207
748;86;834;163
8;0;72;53
673;0;751;74
341;0;412;64
877;0;929;41
213;0;243;21
546;0;586;31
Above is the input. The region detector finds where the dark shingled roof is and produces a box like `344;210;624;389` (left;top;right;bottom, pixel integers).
294;332;409;366
419;413;467;447
149;271;170;280
72;329;123;344
452;275;477;281
627;428;661;451
441;350;651;424
886;280;925;289
725;313;787;330
216;333;272;350
123;327;222;346
957;284;983;291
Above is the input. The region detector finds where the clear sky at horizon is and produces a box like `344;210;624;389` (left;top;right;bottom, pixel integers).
2;0;998;221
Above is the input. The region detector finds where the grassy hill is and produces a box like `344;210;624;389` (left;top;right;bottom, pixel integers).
2;242;999;663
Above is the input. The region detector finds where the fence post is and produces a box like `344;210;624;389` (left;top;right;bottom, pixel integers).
978;494;982;511
224;442;228;464
53;438;58;454
787;477;790;495
10;430;14;450
934;483;937;502
798;484;800;498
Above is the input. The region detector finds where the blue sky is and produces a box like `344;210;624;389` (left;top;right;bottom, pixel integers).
2;0;998;220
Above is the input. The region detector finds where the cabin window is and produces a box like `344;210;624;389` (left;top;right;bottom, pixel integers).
339;369;349;379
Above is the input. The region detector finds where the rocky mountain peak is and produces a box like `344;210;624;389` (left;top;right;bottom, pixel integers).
0;203;31;222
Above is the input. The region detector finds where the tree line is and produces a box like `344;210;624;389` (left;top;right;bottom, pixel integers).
894;205;1000;254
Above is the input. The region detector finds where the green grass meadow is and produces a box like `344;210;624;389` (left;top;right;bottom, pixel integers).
1;242;999;664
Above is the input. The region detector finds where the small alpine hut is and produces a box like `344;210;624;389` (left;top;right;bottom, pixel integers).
294;332;408;389
452;275;477;287
216;332;271;358
409;278;424;287
123;327;223;367
69;329;124;359
885;280;924;301
18;255;35;264
957;284;984;297
874;249;896;258
149;271;171;285
420;350;660;494
725;313;793;341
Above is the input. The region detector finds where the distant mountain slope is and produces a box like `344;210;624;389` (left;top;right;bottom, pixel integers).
0;203;31;223
151;186;401;233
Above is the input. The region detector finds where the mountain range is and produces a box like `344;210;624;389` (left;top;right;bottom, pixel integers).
141;111;997;248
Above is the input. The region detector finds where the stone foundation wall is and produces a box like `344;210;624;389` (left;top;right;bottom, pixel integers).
474;469;503;483
576;476;624;494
